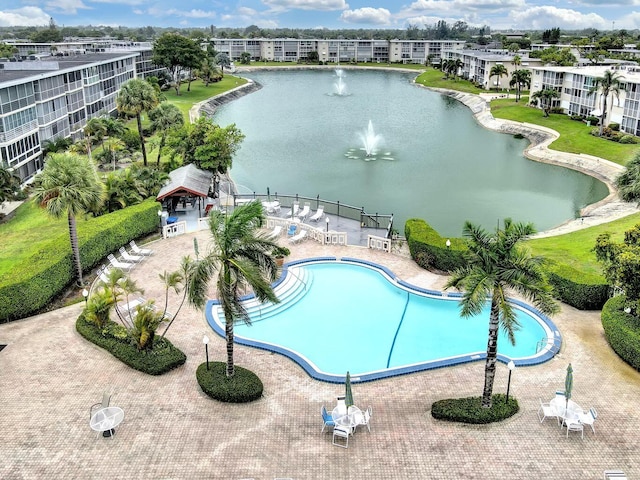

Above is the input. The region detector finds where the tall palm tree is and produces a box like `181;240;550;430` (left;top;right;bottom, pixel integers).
214;52;231;78
187;201;280;377
116;78;159;167
489;64;508;92
446;219;558;408
148;103;184;166
33;152;105;286
510;69;531;102
588;70;624;136
84;117;106;161
531;89;559;117
451;58;463;80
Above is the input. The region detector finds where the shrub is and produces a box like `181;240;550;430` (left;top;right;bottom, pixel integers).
570;114;585;121
545;263;610;310
620;135;638;145
601;295;640;370
118;130;141;151
609;122;620;131
75;314;186;375
431;394;519;424
586;116;600;126
196;362;264;403
550;106;564;114
405;218;466;272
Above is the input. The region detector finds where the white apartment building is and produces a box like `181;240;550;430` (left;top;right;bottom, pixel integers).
211;38;465;65
530;64;640;136
0;52;136;181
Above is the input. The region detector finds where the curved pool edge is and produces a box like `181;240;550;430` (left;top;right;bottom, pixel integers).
205;257;563;384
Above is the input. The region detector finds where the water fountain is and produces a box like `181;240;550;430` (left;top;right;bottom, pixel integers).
334;77;348;96
360;120;382;157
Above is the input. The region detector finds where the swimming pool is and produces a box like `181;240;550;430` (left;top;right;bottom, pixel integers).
205;258;562;383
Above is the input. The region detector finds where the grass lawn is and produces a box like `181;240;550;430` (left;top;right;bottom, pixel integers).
490;98;638;166
415;68;484;94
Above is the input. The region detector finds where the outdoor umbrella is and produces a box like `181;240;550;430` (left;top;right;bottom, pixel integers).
345;371;354;409
565;363;573;408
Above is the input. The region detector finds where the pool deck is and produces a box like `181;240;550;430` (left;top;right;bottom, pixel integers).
1;232;640;479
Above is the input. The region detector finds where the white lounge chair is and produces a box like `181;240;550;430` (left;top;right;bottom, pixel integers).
604;471;627;479
309;205;324;222
130;240;153;256
268;225;283;238
289;229;307;244
107;254;134;272
119;247;143;264
297;203;310;221
290;202;299;217
579;407;597;434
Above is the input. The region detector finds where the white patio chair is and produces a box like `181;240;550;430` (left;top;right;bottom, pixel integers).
579;407;597;434
297;203;310;221
107;254;134;272
537;398;559;425
309;205;324;222
290;202;299;218
565;419;584;439
332;426;349;448
130;240;153;256
289;229;307;244
355;405;372;432
119;247;143;264
89;390;112;420
268;225;283;238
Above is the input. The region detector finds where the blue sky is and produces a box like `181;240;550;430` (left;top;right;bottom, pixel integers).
0;0;637;32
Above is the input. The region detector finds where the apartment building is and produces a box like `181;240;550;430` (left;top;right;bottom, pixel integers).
0;52;136;181
530;64;640;136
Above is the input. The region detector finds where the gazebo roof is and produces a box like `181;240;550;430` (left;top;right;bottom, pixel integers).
156;164;213;201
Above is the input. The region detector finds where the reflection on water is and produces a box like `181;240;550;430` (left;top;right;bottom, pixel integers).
214;70;608;236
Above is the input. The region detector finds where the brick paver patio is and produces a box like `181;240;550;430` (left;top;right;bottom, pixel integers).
1;232;639;479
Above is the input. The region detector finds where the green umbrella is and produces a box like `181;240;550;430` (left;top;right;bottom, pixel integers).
345;371;354;409
564;363;573;408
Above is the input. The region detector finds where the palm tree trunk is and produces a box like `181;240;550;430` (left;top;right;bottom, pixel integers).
136;114;148;166
157;134;166;166
225;313;235;377
599;95;608;136
68;211;84;286
482;297;500;407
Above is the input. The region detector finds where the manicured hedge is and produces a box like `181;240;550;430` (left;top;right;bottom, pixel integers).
601;295;640;371
431;394;519;424
404;217;610;310
76;313;186;375
0;199;160;322
196;362;264;403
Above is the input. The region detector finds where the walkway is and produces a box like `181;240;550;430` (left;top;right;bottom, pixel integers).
1;233;639;479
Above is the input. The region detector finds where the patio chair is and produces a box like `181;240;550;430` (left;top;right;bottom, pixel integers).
290;202;299;218
286;224;297;236
565;418;584;439
297;203;310;221
321;405;335;433
129;240;153;256
604;471;627;479
289;229;307;244
309;205;324;222
119;247;143;264
268;225;283;238
89;390;112;420
107;254;134;272
537;398;559;425
579;407;598;434
332;426;349;448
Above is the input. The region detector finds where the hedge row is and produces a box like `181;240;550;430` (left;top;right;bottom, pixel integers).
196;362;264;402
431;394;519;424
404;218;610;310
76;313;186;375
601;295;640;371
0;198;160;322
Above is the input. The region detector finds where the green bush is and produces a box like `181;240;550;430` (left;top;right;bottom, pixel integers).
609;122;620;132
550;106;564;114
119;130;141;151
570;114;585;121
601;295;640;371
545;263;610;310
405;218;466;272
431;394;519;424
75;313;186;375
196;362;264;403
620;135;638;145
586;116;600;126
0;198;160;322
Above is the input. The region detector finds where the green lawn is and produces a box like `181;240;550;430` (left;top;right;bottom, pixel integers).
415;68;484;94
491;98;638;166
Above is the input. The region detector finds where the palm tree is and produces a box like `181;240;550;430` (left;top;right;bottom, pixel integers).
103;172;127;213
531;89;559;117
615;151;640;204
84;117;106;161
116;78;159;167
214;52;231;78
489;64;508;92
451;58;463;80
33;152;105;286
187;201;280;377
446;219;558;408
588;70;624;136
510;69;531;102
148;103;184;166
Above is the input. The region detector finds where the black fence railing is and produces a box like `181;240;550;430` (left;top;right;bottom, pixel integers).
233;192;393;234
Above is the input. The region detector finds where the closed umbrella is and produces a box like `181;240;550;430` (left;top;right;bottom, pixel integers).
564;363;573;409
345;371;354;409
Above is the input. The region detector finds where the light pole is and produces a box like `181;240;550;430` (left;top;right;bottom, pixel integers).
506;360;516;402
202;335;210;371
325;216;330;233
157;210;163;234
445;239;451;249
82;288;89;306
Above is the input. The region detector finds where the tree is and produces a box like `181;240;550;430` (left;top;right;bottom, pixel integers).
116;78;159;167
239;51;252;65
187;201;280;377
214;52;231;77
0;42;17;58
588;70;623;136
152;33;203;96
445;219;558;408
0;166;20;208
84;117;107;161
33;153;105;286
510;69;531;102
531;89;559;116
148;103;184;166
615;151;640;204
489;64;508;91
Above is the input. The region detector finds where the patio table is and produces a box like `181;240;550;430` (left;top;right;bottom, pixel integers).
90;406;124;438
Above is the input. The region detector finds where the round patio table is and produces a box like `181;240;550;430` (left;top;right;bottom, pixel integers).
90;406;124;438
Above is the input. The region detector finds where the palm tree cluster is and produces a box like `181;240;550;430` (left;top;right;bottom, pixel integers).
440;58;463;79
588;70;623;137
101;165;168;214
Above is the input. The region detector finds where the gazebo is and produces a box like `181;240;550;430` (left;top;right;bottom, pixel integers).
156;164;214;216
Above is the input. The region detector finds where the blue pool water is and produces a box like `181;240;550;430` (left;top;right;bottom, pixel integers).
205;259;561;383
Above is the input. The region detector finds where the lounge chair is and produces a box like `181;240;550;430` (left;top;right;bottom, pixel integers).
107;254;134;272
119;247;143;264
290;202;299;218
289;229;307;244
579;407;597;434
604;471;627;479
268;225;283;238
130;240;153;256
321;405;335;433
309;205;324;222
287;224;297;236
297;203;310;221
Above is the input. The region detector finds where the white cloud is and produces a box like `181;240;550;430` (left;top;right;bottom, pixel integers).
612;10;640;28
262;0;349;11
45;0;90;15
91;0;147;5
147;6;218;19
510;6;609;30
340;7;391;24
0;6;51;26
